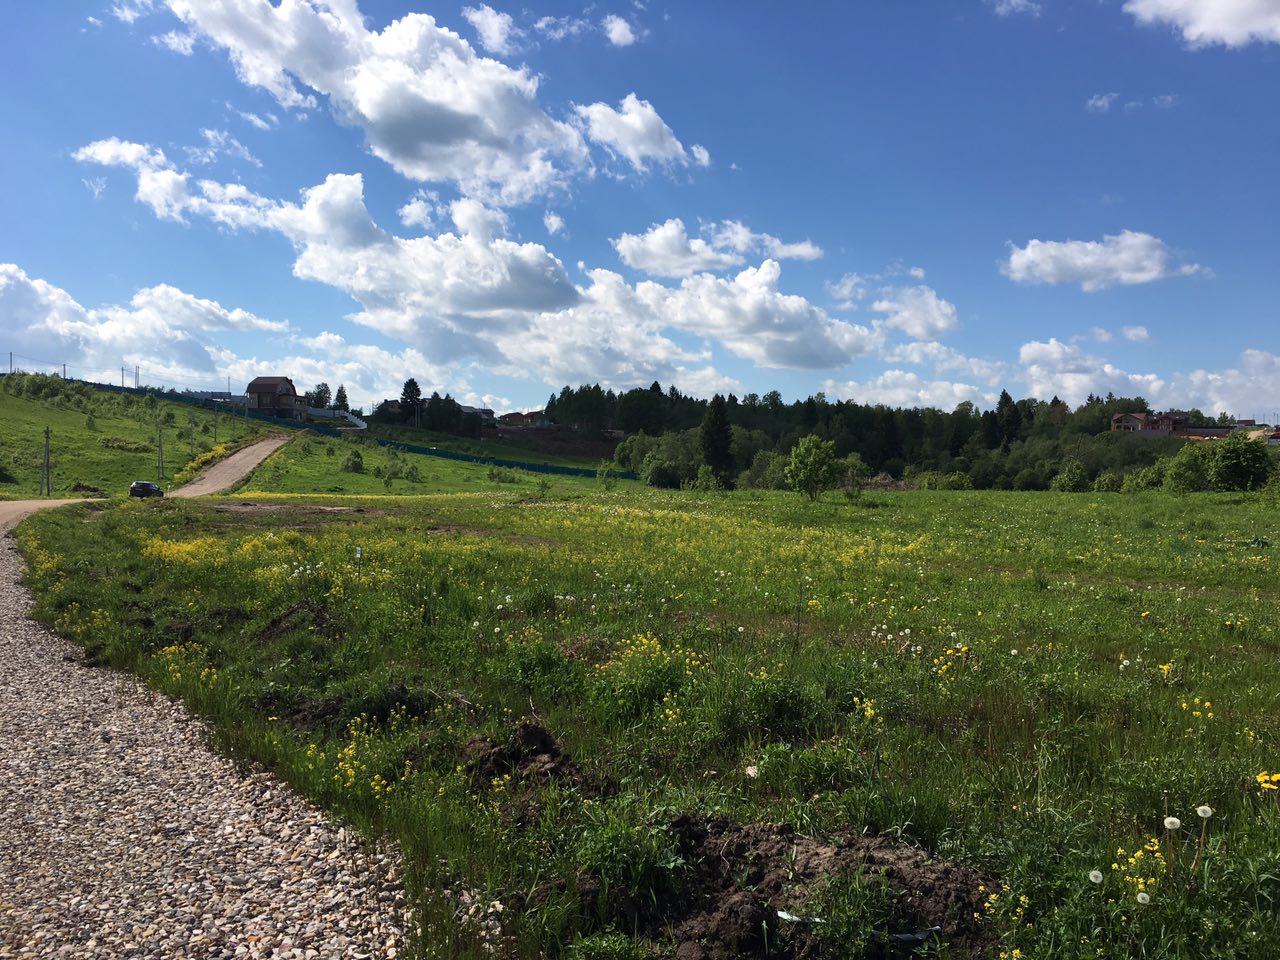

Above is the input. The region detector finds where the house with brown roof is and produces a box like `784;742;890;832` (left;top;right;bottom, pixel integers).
246;376;304;420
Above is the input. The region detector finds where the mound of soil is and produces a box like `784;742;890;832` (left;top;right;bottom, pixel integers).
462;718;589;789
664;816;993;959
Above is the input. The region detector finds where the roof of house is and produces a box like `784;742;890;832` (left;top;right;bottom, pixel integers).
247;376;297;393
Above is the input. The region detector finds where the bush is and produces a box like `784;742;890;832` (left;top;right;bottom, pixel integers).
1050;459;1089;492
100;436;152;453
1208;432;1272;491
640;454;681;489
340;450;364;473
1092;470;1122;493
1163;443;1211;495
686;464;721;491
1122;462;1164;493
487;466;520;483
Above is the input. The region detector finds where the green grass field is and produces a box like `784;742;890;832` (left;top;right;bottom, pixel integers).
0;375;271;498
241;430;619;497
17;486;1280;958
368;422;600;469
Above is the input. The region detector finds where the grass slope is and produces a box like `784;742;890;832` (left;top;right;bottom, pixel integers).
0;374;271;499
241;431;617;497
18;488;1280;958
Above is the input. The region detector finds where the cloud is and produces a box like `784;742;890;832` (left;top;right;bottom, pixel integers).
640;260;882;369
532;15;591;40
1017;338;1165;404
613;219;743;277
82;177;107;200
462;4;522;55
397;189;439;230
988;0;1042;16
1122;325;1151;342
884;341;1007;384
543;211;565;235
824;371;991;409
1086;92;1119;112
1152;93;1179;108
232;107;277;130
708;221;822;261
111;1;156;25
185;128;261;167
0;262;289;387
827;273;871;311
602;15;637;46
574;93;705;174
870;285;960;340
1122;0;1280;47
153;29;196;54
80;140;876;383
613;218;822;278
1002;230;1207;291
164;0;590;204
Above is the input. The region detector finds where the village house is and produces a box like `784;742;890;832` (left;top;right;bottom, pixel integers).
246;376;304;420
498;410;546;428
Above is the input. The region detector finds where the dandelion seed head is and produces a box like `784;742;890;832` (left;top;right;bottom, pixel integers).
1197;805;1213;819
1088;870;1103;884
1164;816;1181;831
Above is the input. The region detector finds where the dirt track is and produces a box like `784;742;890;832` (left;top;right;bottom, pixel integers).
0;500;85;535
171;435;289;497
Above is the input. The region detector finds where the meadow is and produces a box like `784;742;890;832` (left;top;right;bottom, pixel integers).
241;431;608;498
0;374;271;498
16;485;1280;959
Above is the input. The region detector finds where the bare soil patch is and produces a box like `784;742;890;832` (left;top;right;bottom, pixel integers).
663;816;993;959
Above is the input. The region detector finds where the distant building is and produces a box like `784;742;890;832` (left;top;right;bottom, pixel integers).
498;410;546;428
246;376;304;420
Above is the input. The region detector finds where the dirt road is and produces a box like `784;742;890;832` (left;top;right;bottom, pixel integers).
171;435;289;497
0;499;85;535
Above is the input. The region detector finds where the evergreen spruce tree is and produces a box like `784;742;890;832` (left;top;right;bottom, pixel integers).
699;393;733;485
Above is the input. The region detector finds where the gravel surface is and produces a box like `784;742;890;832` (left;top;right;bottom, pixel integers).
172;437;290;498
0;525;412;959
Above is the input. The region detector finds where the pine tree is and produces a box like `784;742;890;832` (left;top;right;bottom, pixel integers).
699;393;733;485
334;384;348;411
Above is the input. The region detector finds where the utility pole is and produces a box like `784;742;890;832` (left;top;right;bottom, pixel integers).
157;421;164;482
39;427;51;496
188;412;196;461
214;406;218;445
135;365;139;390
122;367;126;389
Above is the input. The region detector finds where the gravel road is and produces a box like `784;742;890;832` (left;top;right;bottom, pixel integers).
172;437;290;498
0;503;412;958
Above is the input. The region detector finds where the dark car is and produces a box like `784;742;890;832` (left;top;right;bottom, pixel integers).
129;480;164;498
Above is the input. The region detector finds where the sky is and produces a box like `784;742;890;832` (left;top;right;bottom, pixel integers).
1;0;1277;417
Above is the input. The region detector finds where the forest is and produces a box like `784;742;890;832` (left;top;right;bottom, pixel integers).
541;382;1265;492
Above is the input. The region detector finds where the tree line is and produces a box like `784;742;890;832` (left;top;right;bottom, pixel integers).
531;381;1274;493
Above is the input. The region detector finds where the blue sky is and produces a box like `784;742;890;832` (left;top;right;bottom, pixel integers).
1;0;1277;416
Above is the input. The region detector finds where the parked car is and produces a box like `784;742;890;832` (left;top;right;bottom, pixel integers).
129;480;164;498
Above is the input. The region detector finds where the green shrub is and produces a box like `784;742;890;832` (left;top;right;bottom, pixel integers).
340;450;364;473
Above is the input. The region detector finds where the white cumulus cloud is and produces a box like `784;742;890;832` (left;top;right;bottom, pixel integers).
1123;0;1280;47
602;15;637;46
824;371;991;409
574;93;703;174
613;218;822;278
462;4;522;55
163;0;590;204
613;219;743;277
1003;230;1206;291
870;285;960;340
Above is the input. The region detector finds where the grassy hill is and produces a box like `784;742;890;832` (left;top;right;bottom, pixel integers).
241;429;618;496
0;373;271;499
